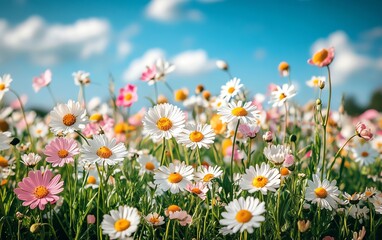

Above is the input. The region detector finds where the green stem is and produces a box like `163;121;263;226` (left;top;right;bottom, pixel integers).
283;102;288;144
47;84;57;105
160;138;166;166
321;66;332;179
327;134;356;178
230;120;240;200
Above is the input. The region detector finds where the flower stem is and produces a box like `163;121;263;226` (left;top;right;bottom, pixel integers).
47;84;57;105
160;138;166;165
321;66;332;179
283;102;288;144
230;120;240;200
327;134;356;179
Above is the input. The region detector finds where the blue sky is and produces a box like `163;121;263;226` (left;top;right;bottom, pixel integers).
0;0;381;112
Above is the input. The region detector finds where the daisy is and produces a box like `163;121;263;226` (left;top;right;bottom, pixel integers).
239;162;281;195
0;131;12;151
49;100;88;135
145;212;165;226
218;100;260;124
238;123;260;139
177;123;215;150
343;192;361;205
153;162;194;194
43;137;80;167
269;84;296;107
72;71;91;86
21;153;42;167
216;60;229;70
81;134;128;166
185;182;209;200
30;122;49;138
137;154;159;174
351;143;379;166
263;144;291;166
305;174;341;210
219;196;266;234
211;97;227;111
165;204;182;216
194;165;223;183
278;61;290;77
142;103;185;142
306;76;325;88
371;194;382;214
348;205;369;223
220;77;243;101
116;84;138;108
0;74;12;101
174;88;189;102
33;69;52;92
101;205;140;239
155;58;175;80
14;169;64;210
308;47;335;67
169;210;192;226
85;175;99;189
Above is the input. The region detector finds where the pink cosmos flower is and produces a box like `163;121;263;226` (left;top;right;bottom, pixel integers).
116;84;138;108
356;122;373;141
283;154;294;167
43;138;80;167
263;131;273;142
14;169;64;210
33;69;52;92
169;210;192;226
140;65;156;82
185;182;209;200
308;47;335;67
128;108;146;126
10;95;28;109
83;115;114;137
239;123;260;139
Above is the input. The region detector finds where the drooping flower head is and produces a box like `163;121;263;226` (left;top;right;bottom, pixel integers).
263;144;291;166
21;153;42;167
238;123;260;139
306;76;325;88
44;137;80;167
33;69;52;92
116;84;138;108
308;47;335;67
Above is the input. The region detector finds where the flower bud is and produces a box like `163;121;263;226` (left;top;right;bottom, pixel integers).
87;215;96;224
319;81;325;89
278;61;290;77
297;220;310;233
316;99;321;105
30;223;42;233
216;60;229;71
355;122;373;141
289;134;297;143
16;212;24;220
195;85;204;94
262;131;273;142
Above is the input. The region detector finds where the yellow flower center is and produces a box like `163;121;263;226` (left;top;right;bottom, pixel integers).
124;93;133;101
361;151;369;157
235;209;252;223
252;176;268;188
89;113;103;122
87;176;97;184
313;78;319;86
168;205;181;212
0;83;5;91
189;131;204;142
228;87;235;94
96;146;113;158
114;122;128;134
62;114;76;126
33;186;49;199
278;62;289;71
314;187;328;198
156;117;173;131
145;162;155;171
175;90;188;101
279;93;287;100
191;188;202;194
231;107;248;117
203;173;214;182
312;49;328;64
280;167;289;176
168;172;183;183
0;156;8;167
114;219;130;232
149;217;160;224
57;149;69;158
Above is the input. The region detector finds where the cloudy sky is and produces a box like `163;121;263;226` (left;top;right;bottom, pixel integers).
0;0;381;111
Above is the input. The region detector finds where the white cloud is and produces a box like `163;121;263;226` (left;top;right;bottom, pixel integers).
117;24;141;60
123;48;165;81
0;16;110;65
172;49;215;75
145;0;203;22
310;31;382;85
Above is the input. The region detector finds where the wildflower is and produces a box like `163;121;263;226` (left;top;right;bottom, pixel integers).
194;165;223;184
177;123;215;150
154;162;194;194
0;131;12;151
352;226;366;240
30;122;49;138
165;204;182;216
362;187;378;199
174;88;189;102
308;47;335;67
33;69;52;92
269;84;296;107
351;142;378;166
305;174;341;210
195;84;204;94
263;144;290;166
283;154;295;167
219;196;265;234
142;103;185;142
137;154;159;174
263;131;273;142
169;210;192;226
210;114;226;135
348;205;369;223
43;137;80;167
278;61;290;77
297;220;310;233
240;162;280;195
185;182;208;200
72;71;91;85
238;123;260;139
343;192;361;205
211;97;227;111
21;153;42;167
355;122;373;141
218;100;260;124
216;60;229;70
220;78;243;101
306;76;325;88
81;134;128;166
155;58;175;80
0;74;12;101
85;175;99;189
49;100;88;135
141;65;156;83
371;194;382;214
101;206;140;239
83;114;114;137
145;213;165;226
128;108;146;126
14;169;63;210
87;215;96;224
116;84;138;108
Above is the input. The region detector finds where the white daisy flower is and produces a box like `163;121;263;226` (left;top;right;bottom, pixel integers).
155;58;175;81
351;142;379;166
218;100;260;124
263;144;290;166
30;122;49;138
269;84;296;107
0;74;12;101
220;77;243;101
21;153;42;167
72;71;90;86
194;165;223;183
371;194;382;214
81;134;128;166
211;97;227;111
49;100;88;135
85;175;99;189
137;154;159;174
145;212;165;226
101;205;140;239
0;131;12;151
153;162;194;194
142;103;185;142
177;123;215;150
305;174;341;210
306;76;325;88
348;205;369;223
239;162;281;195
219;196;266;234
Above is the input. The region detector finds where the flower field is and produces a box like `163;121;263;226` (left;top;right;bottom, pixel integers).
1;47;382;239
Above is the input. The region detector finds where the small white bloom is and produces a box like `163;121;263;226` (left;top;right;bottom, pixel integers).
305;174;341;210
101;206;140;239
137;154;159;174
306;76;325;88
269;84;296;107
21;153;42;167
220;78;243;101
351;142;379;166
177;123;215;150
218;100;261;124
0;131;12;151
72;71;90;86
263;144;290;165
0;74;12;101
153;162;194;194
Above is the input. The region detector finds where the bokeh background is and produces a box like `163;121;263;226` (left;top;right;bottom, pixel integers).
0;0;381;114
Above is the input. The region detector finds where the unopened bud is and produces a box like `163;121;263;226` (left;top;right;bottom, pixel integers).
30;223;42;233
216;60;229;71
263;131;273;143
202;90;211;100
289;134;297;143
195;85;204;94
319;81;325;89
297;220;310;233
16;212;24;220
316;99;321;105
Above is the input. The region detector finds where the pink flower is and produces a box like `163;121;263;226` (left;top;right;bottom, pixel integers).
322;236;334;240
128;108;146;126
116;84;138;108
83;114;115;137
308;47;335;67
239;123;260;138
169;210;192;226
33;69;52;92
356;122;373;141
185;182;208;200
11;95;28;109
87;215;96;224
263;131;273;142
283;154;294;167
14;169;64;210
43;138;80;167
140;65;156;82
